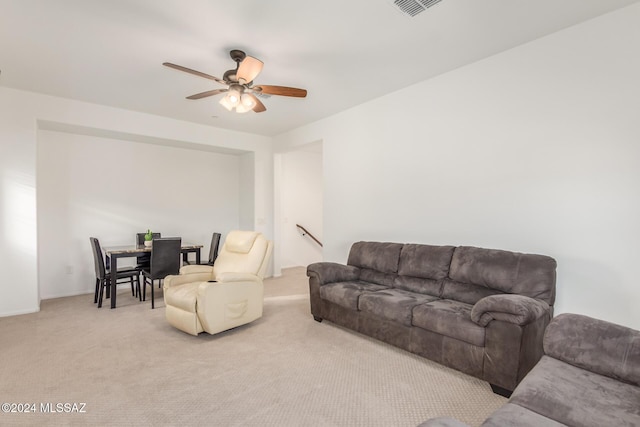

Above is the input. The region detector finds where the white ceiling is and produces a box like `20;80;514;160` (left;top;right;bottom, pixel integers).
1;0;637;137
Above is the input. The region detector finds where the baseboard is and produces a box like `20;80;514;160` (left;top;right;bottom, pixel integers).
0;306;40;318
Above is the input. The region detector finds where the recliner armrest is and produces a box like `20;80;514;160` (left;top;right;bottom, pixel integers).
307;262;360;286
471;294;550;327
179;264;214;275
195;279;264;335
164;272;213;289
215;272;260;283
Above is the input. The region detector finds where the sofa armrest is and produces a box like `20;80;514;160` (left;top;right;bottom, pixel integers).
307;262;360;286
471;294;550;327
544;313;640;386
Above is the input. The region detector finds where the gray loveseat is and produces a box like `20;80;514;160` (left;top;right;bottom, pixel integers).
307;241;557;395
422;313;640;426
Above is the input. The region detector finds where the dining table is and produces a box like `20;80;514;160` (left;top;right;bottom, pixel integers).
102;242;203;309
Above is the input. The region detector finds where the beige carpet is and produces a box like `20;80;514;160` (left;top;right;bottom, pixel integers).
0;267;506;426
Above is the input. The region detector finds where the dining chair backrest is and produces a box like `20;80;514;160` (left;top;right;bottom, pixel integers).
149;237;182;279
136;232;161;246
208;232;222;265
89;237;106;280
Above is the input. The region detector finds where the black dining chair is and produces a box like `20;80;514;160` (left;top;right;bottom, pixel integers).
90;237;141;308
135;232;161;271
183;232;221;266
141;237;181;309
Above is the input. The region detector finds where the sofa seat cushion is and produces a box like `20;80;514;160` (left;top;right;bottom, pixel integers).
358;288;439;326
165;282;199;313
480;403;565;427
510;355;640;427
412;299;485;347
319;281;389;310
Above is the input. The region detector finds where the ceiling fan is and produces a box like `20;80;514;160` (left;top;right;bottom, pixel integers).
163;49;307;113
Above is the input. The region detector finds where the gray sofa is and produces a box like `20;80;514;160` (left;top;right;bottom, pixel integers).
307;241;557;395
422;313;640;427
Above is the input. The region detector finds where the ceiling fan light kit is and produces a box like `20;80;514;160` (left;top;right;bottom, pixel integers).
163;49;307;114
241;93;256;108
218;93;235;111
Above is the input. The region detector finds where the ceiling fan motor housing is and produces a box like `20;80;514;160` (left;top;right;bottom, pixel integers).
223;69;238;82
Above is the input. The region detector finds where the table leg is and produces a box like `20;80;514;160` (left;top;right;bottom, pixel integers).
111;254;117;309
195;248;201;264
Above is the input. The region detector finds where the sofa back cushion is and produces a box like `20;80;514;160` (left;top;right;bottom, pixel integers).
348;241;402;273
447;246;557;305
348;242;403;287
394;276;441;296
398;244;454;280
544;313;640;387
440;279;503;305
394;244;455;296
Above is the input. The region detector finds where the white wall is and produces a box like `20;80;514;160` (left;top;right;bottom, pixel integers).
0;89;39;316
238;152;255;231
278;146;323;269
274;4;640;329
0;86;273;316
36;130;241;299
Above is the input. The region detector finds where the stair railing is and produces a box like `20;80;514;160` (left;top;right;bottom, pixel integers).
295;224;323;247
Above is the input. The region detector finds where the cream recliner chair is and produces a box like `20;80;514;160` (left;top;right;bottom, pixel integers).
163;230;273;336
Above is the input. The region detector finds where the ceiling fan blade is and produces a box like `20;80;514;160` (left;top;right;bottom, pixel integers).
162;62;226;85
186;89;228;100
254;85;307;98
247;94;266;113
237;56;264;84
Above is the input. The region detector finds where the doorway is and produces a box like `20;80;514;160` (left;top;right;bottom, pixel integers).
274;141;323;275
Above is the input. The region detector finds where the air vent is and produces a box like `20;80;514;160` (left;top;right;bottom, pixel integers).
390;0;443;17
